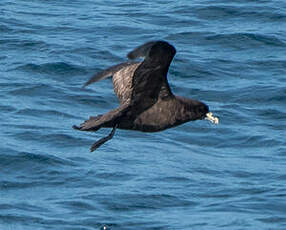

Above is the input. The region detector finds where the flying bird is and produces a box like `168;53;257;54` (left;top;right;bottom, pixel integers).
73;41;219;151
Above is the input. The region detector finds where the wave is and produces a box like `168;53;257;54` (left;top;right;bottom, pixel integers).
206;33;285;48
0;150;75;170
13;62;87;76
193;4;286;21
0;38;49;50
14;107;78;119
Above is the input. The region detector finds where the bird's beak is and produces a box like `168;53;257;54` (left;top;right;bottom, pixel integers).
205;112;219;124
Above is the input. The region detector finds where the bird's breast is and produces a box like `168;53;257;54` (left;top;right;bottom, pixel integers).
132;98;183;132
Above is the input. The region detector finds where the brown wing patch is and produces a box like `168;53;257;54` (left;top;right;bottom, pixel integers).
82;62;137;88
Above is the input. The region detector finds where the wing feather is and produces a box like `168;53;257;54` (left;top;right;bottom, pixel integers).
129;41;176;110
82;62;135;88
73;99;131;131
127;41;157;60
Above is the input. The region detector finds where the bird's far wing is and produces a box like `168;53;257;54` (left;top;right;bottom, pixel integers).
82;62;135;88
73;99;131;131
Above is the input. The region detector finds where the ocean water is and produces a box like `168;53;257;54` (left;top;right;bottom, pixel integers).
1;0;286;229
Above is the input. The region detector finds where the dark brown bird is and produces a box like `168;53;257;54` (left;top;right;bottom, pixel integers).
73;41;219;151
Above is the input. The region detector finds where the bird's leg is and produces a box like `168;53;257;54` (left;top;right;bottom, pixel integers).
90;124;118;152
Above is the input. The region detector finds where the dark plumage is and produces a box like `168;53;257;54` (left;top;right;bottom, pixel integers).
73;40;218;151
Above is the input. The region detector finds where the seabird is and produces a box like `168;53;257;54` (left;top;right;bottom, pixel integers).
73;40;219;151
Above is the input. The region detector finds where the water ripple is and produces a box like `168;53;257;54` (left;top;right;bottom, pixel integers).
14;62;87;76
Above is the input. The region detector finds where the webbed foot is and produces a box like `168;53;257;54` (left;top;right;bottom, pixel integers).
90;124;118;152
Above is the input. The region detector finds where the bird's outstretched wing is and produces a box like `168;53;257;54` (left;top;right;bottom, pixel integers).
129;41;176;111
73;100;131;131
127;41;158;60
82;62;136;88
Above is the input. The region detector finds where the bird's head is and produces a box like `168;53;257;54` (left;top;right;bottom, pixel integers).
180;97;219;124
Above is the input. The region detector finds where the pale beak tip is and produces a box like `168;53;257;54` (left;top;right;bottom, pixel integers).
205;112;219;125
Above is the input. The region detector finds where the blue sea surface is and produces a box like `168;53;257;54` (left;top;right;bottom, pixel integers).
1;0;286;229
